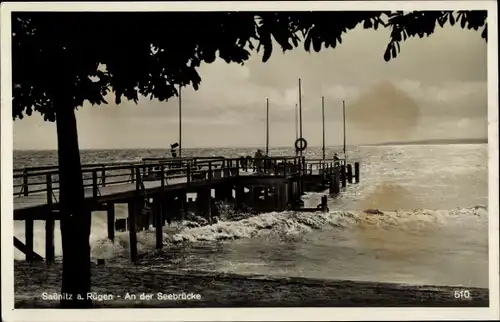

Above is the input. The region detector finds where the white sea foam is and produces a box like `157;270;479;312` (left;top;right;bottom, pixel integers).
13;204;487;261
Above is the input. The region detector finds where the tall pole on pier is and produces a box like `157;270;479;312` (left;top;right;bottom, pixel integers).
295;103;299;156
266;97;269;156
342;100;346;162
295;103;299;140
322;96;325;161
178;85;182;158
298;78;303;157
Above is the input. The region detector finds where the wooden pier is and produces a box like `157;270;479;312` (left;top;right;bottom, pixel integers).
13;156;360;263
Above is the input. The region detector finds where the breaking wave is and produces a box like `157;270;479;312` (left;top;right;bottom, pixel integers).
85;204;488;261
13;203;488;262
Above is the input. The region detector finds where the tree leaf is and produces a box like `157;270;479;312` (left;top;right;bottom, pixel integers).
481;25;487;40
363;19;372;29
438;15;447;27
460;15;467;28
383;48;391;62
262;38;273;62
203;49;216;64
449;12;455;26
304;30;312;52
312;35;322;52
391;44;397;59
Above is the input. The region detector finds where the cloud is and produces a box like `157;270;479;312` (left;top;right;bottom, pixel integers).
13;21;487;149
395;80;487;120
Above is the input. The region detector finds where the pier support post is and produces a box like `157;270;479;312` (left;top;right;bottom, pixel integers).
285;183;290;208
45;218;55;264
347;164;353;184
354;162;360;183
275;185;281;210
215;184;231;202
226;185;234;201
276;183;288;210
214;186;223;201
252;187;261;203
291;182;297;201
321;195;328;212
106;203;115;242
340;165;346;188
142;201;152;231
25;219;34;261
178;190;187;222
162;194;177;225
329;172;340;195
296;178;302;196
235;184;244;209
161;199;169;225
299;175;305;196
153;197;163;250
286;181;295;204
127;199;138;262
198;188;212;223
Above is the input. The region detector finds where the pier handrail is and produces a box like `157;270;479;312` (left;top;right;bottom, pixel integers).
13;160;140;174
303;158;345;175
12;157;226;178
13;156;311;202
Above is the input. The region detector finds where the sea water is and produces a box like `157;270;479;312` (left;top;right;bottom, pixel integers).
13;144;489;288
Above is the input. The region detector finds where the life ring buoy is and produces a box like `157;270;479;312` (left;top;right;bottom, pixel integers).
295;137;308;152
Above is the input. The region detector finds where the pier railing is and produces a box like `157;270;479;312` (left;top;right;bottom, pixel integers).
13;156;321;204
304;158;346;175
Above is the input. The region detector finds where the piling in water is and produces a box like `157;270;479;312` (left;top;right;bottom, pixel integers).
347;164;353;184
153;197;163;250
329;171;340;195
107;203;115;242
45;217;55;264
340;165;346;188
127;200;138;262
25;219;34;261
354;162;360;183
320;195;328;212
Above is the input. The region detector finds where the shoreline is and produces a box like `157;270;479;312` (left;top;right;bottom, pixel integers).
14;262;489;308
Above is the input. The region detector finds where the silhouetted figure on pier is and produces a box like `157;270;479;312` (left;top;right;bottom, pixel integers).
333;153;340;167
254;149;264;174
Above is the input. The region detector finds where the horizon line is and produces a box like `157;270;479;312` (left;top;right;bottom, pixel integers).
12;137;488;152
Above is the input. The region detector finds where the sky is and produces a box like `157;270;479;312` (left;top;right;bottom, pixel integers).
13;20;487;150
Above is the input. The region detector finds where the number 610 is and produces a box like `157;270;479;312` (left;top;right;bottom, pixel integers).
454;290;471;299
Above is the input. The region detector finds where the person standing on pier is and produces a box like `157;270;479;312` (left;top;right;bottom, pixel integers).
254;149;264;174
333;153;340;167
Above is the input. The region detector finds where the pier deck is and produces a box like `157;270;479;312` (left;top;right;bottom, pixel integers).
13;156;345;215
12;156;360;262
14;170;252;212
